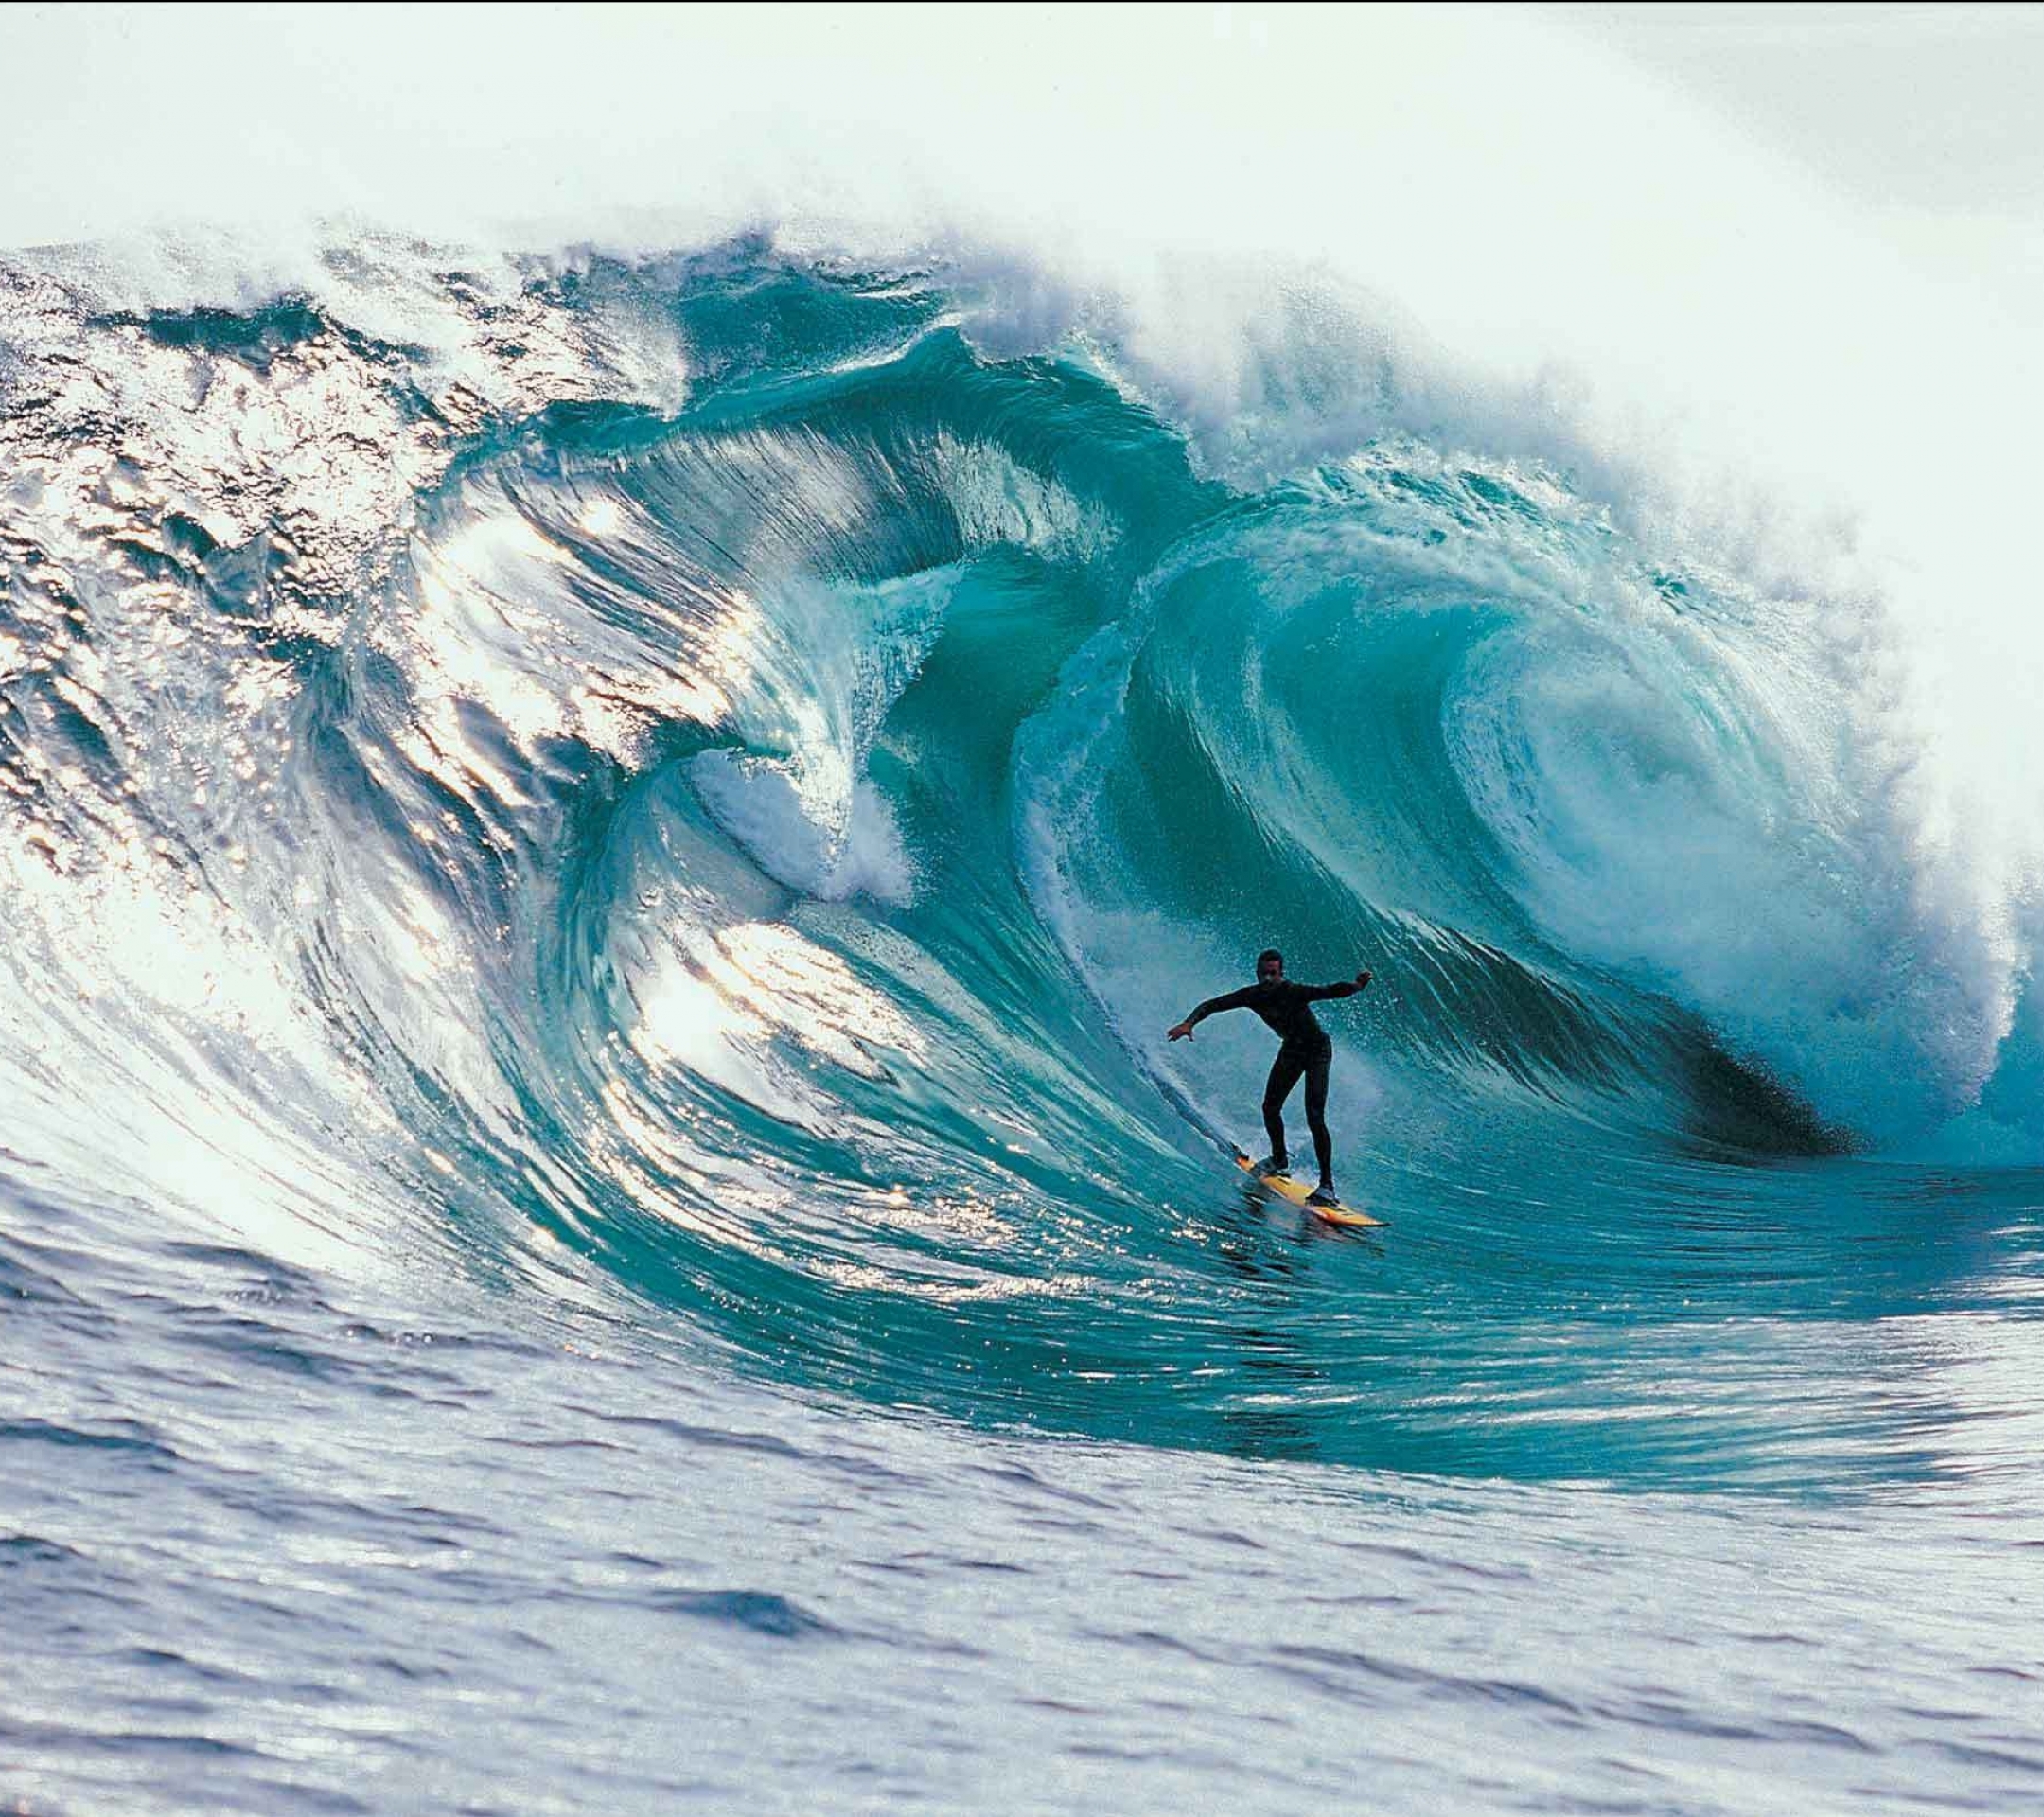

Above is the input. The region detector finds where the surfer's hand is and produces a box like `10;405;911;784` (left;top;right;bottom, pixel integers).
1355;969;1373;989
1168;1021;1194;1042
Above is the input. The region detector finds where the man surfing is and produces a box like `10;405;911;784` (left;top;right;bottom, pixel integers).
1168;949;1372;1208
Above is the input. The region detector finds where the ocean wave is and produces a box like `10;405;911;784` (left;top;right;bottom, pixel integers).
1;242;2035;1470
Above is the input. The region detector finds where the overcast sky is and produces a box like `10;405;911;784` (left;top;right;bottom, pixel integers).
1558;4;2044;215
8;5;2042;241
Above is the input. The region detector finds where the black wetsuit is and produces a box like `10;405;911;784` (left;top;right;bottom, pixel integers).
1184;979;1362;1184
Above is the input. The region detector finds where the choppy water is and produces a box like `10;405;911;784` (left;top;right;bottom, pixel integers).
4;245;2041;1814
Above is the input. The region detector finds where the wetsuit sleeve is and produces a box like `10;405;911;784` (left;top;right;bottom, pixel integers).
1299;981;1360;1002
1186;986;1258;1026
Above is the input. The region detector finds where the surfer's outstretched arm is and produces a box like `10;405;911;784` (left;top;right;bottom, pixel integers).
1300;968;1372;1003
1167;986;1257;1041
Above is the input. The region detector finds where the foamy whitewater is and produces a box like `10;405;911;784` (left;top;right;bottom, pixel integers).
3;8;2040;1813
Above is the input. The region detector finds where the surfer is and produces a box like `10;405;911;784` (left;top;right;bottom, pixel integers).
1168;950;1372;1208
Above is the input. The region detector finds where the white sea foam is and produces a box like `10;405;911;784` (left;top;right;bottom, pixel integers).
693;756;916;906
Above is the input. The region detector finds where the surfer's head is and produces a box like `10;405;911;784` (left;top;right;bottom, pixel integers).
1256;948;1284;982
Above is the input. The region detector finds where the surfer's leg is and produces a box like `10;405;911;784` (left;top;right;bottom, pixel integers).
1304;1049;1333;1188
1260;1049;1305;1172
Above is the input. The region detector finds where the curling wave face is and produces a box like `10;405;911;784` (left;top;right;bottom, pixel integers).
1;247;2035;1484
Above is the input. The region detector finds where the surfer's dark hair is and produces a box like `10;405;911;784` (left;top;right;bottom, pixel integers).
1256;948;1283;970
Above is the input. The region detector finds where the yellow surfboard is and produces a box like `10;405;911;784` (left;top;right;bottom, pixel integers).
1233;1151;1386;1227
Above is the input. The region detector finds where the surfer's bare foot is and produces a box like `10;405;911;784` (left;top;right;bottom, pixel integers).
1306;1184;1338;1208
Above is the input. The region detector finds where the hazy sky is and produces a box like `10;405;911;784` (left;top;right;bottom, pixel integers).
1559;4;2044;214
7;5;2042;244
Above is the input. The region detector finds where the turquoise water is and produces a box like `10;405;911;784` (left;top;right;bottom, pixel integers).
3;250;2041;1812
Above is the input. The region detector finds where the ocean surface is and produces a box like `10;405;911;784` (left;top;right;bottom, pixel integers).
3;242;2041;1814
